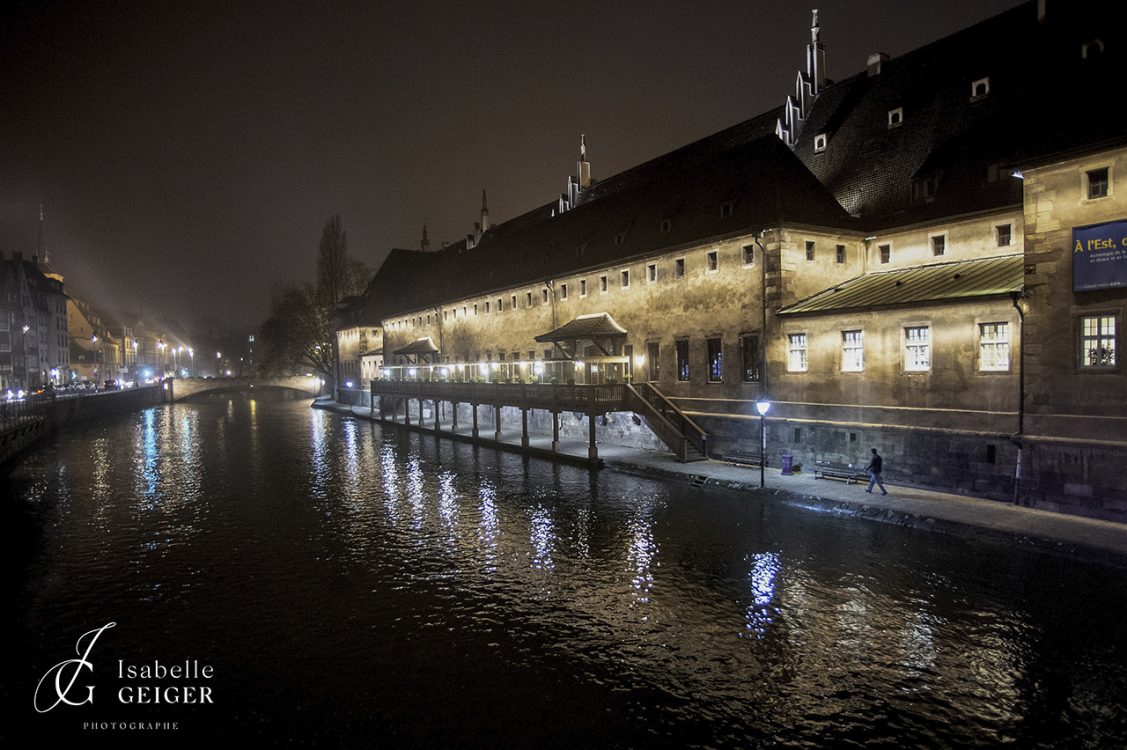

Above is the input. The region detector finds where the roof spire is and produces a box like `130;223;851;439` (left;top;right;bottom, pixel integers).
480;188;491;231
421;222;430;252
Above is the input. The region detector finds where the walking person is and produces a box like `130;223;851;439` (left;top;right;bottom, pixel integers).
865;448;888;495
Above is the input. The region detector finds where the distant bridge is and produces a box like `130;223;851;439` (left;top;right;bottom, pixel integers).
169;376;324;401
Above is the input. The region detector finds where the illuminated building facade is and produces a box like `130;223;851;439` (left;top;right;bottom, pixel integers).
339;2;1126;520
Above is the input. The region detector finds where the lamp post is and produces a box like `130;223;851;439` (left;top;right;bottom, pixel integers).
755;396;771;488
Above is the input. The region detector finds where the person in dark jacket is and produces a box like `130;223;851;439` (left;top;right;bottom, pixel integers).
865;448;887;495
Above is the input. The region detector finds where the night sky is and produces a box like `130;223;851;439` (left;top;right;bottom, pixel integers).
1;0;1023;329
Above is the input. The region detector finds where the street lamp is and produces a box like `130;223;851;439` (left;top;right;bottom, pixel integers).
755;396;771;488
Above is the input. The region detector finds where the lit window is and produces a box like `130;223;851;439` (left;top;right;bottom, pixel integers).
647;263;657;282
931;234;946;256
836;244;846;263
879;244;891;264
707;337;723;382
675;339;690;381
1086;167;1110;200
600;275;608;293
996;224;1012;247
621;270;630;288
560;283;568;300
979;322;1010;371
1081;315;1117;368
904;326;931;371
814;133;827;153
740;334;760;382
674;258;685;278
787;333;808;372
707;251;718;272
888;107;903;128
743;245;755;265
842;330;864;372
971;77;990;99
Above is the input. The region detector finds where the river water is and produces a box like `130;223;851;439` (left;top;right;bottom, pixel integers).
3;392;1127;747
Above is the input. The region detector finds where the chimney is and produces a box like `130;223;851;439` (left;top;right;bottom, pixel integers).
421;223;431;252
480;189;491;231
867;52;889;76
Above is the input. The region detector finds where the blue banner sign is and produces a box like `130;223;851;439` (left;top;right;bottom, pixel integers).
1073;219;1127;291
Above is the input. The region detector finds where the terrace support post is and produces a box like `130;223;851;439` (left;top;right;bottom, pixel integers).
521;408;529;449
434;400;440;432
588;412;598;462
552;411;560;452
404;398;410;425
452;402;459;430
418;396;424;425
472;404;479;439
494;406;502;441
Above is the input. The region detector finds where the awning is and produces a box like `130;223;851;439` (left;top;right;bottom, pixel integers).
778;255;1023;316
393;337;439;356
534;313;627;343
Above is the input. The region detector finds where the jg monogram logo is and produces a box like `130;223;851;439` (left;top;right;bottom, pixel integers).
33;622;116;713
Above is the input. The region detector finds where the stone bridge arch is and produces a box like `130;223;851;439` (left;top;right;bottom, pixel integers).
169;376;324;402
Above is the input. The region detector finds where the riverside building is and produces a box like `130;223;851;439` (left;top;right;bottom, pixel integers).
338;2;1126;521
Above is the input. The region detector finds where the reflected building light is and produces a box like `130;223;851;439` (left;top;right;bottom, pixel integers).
626;512;657;605
478;483;499;573
744;551;781;639
529;505;555;571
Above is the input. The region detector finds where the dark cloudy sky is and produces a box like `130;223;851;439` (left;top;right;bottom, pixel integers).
0;0;1023;329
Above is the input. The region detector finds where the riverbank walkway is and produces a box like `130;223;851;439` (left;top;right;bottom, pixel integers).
314;399;1127;562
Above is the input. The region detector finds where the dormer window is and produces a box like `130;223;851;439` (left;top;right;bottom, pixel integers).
971;77;990;100
720;200;734;218
660;218;672;233
813;133;828;153
888;107;903;128
1082;39;1105;60
614;232;626;246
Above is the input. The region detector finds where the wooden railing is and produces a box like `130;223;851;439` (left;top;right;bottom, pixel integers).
636;382;709;458
370;380;629;415
624;385;691;460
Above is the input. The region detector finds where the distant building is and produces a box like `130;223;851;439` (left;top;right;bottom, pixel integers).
0;251;68;391
340;2;1126;520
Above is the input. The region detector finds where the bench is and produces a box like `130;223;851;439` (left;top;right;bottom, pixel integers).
813;460;868;484
722;449;763;468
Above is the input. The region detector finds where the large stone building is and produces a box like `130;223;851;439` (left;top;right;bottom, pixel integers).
338;2;1126;521
0;251;68;391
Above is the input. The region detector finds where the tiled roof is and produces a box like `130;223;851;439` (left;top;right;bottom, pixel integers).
534;313;628;342
392;336;439;355
778;255;1023;316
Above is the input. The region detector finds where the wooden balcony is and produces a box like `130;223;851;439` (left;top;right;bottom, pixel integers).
370;380;629;415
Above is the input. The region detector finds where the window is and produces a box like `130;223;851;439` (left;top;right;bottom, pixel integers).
675;339;690;381
971;77;990;99
560;283;568;300
904;326;931;371
931;234;946;256
787;333;808;372
996;224;1012;247
1086;167;1110;200
720;201;734;217
888;107;903;128
614;232;626;246
443;310;448;321
814;133;827;153
836;244;846;264
979;322;1010;371
542;288;549;303
805;241;815;261
647;341;661;381
660;219;672;233
706;251;718;272
621;270;630;288
879;244;891;264
707;337;723;382
647;263;657;282
1081;315;1117;368
463;306;467;317
739;334;760;382
842;330;864;372
743;245;755;265
510;294;516;310
484;302;490;314
600;274;608;292
674;258;685;278
580;279;587;297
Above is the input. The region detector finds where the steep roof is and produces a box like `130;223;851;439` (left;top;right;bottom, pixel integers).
534;313;628;342
778;255;1023;316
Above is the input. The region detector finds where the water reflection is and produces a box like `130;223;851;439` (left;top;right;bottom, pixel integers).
744;551;780;639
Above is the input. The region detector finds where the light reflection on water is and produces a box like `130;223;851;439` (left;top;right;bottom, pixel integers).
4;394;1127;748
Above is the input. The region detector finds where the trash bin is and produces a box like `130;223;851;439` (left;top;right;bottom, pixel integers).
781;454;794;476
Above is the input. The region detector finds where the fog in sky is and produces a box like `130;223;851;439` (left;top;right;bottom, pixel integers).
0;0;1023;329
